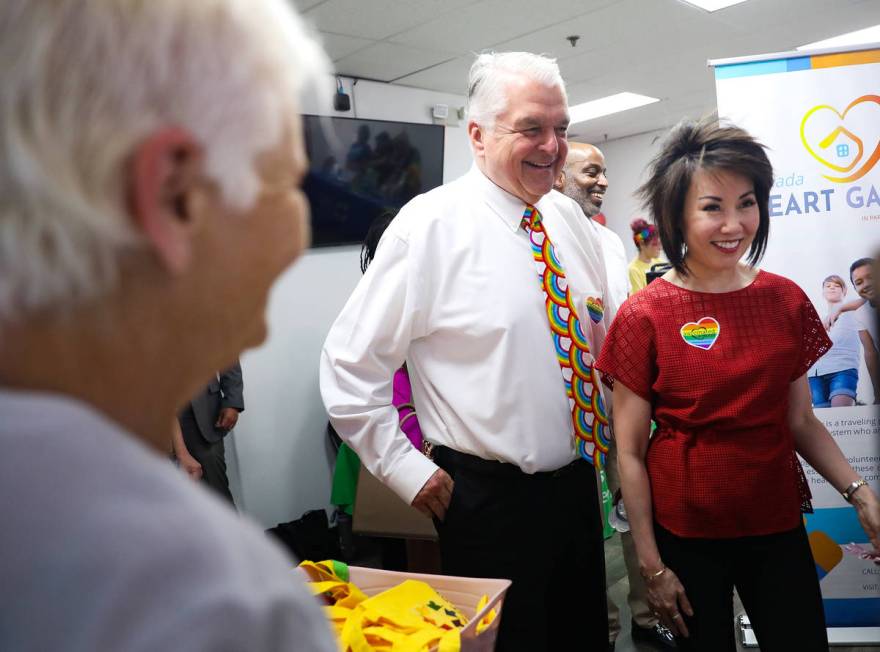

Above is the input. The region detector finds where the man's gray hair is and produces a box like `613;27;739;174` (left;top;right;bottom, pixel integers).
0;0;330;322
466;52;567;130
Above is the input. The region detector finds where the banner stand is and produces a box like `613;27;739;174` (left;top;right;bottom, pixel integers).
710;43;880;646
739;614;880;647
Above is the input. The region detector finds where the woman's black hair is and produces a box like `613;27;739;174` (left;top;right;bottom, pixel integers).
636;115;774;275
359;209;398;274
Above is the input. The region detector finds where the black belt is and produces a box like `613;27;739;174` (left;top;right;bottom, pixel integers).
433;446;584;480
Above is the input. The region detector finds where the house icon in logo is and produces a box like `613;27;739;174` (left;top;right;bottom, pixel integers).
818;125;859;169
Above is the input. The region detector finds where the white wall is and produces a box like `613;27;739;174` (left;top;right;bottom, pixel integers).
227;77;472;528
594;127;670;262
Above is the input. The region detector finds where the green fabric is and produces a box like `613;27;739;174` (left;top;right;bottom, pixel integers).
330;443;361;516
331;560;350;583
600;468;615;540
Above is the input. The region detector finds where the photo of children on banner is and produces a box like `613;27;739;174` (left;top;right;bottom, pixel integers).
809;274;860;408
822;257;879;404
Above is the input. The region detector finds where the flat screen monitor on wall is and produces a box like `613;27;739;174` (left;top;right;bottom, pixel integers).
301;115;445;248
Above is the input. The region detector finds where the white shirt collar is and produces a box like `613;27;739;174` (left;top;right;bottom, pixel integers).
467;164;536;233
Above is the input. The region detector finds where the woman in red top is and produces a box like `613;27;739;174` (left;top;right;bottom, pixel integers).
595;118;880;652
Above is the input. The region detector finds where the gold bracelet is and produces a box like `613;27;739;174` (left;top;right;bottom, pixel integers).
643;566;667;582
842;479;868;503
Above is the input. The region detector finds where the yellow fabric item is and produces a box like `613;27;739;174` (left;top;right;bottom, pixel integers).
299;560;493;651
628;256;662;294
473;595;497;635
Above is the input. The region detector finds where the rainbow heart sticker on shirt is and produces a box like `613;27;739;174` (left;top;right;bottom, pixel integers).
586;297;604;324
680;317;720;350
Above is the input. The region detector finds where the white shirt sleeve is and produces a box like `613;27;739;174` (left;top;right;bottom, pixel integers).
596;225;628;319
319;225;439;505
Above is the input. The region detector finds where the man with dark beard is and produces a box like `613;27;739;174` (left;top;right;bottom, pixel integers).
557;143;607;218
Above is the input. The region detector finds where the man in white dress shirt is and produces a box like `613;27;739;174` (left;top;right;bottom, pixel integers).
321;52;612;651
557;144;677;651
0;2;337;650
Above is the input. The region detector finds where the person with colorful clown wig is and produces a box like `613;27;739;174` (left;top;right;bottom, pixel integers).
628;218;664;294
595;117;880;652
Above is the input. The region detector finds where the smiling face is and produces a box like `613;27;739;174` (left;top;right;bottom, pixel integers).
822;279;846;303
681;167;759;274
852;263;875;303
469;75;569;205
560;143;607;218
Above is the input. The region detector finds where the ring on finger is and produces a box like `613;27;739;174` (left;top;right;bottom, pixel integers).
671;613;681;620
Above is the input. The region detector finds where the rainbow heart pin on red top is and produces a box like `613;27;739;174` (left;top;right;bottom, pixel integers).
680;317;720;350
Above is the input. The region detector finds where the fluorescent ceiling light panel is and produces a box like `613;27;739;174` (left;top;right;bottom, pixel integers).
569;92;660;124
797;24;880;51
680;0;748;11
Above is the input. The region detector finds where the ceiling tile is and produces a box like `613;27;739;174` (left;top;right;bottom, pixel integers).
302;0;479;41
388;0;619;53
394;56;474;95
474;0;624;57
317;31;377;61
334;42;456;82
497;0;706;61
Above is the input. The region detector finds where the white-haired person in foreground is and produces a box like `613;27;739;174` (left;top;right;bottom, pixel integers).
321;51;614;650
0;1;336;650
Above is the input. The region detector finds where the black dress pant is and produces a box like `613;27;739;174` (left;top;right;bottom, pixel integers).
179;406;235;506
433;447;608;652
655;522;827;652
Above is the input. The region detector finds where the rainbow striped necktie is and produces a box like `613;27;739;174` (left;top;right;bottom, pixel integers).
521;205;609;468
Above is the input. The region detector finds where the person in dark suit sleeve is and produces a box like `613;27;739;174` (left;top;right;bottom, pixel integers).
177;362;244;505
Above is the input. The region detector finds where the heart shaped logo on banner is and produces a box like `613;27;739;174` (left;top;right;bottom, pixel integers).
680;317;720;351
800;94;880;183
